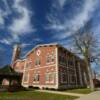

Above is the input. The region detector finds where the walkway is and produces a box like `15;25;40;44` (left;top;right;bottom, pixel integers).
75;91;100;100
35;90;85;97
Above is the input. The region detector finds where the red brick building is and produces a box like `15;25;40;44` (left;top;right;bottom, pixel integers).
12;43;89;89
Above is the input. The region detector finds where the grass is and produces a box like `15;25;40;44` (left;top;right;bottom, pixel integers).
0;91;78;100
63;88;92;94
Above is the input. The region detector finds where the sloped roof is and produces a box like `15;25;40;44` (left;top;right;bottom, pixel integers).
25;43;58;57
24;43;85;63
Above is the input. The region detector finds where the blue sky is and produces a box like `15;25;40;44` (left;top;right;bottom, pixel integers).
0;0;100;73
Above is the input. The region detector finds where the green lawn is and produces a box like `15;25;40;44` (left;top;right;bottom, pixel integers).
63;88;92;94
0;91;78;100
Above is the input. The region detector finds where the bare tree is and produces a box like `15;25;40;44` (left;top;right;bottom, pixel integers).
73;26;100;91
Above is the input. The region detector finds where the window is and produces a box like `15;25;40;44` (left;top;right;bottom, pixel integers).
46;55;51;63
68;57;74;66
49;73;54;83
61;72;67;83
68;60;73;66
35;58;40;65
26;60;32;68
59;56;66;65
45;72;55;83
45;73;49;81
69;75;75;84
34;73;40;81
51;52;55;62
46;52;55;64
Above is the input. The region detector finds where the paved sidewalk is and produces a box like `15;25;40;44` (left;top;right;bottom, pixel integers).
35;90;85;97
75;91;100;100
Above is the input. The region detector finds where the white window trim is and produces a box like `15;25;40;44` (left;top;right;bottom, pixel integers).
61;72;67;83
33;73;40;83
45;72;55;84
46;52;55;64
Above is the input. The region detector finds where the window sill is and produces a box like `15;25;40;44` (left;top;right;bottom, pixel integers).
46;62;55;65
33;81;39;83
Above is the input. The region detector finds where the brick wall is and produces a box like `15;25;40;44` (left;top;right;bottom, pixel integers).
22;45;58;88
58;46;88;89
13;60;25;73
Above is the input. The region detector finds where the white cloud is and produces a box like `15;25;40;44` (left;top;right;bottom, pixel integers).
69;0;98;32
9;8;33;35
58;0;66;8
52;0;66;10
0;38;13;45
8;0;35;41
0;0;35;45
21;38;43;48
21;43;32;48
2;0;11;13
0;10;5;25
0;0;11;26
47;0;98;40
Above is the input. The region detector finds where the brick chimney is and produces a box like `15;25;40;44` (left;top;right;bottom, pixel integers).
11;44;21;68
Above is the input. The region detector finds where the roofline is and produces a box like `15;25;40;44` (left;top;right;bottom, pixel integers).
57;45;85;62
14;59;26;64
23;42;84;62
25;43;58;57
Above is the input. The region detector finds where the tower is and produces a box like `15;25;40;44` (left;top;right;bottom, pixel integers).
11;44;21;68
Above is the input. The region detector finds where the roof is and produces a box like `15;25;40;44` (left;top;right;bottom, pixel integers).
14;59;26;64
25;43;58;57
10;42;84;64
24;43;85;62
58;45;85;62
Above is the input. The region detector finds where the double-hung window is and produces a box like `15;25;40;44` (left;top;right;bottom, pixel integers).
33;73;40;83
35;58;40;66
45;72;55;83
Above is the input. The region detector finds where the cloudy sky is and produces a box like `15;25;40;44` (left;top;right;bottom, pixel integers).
0;0;100;73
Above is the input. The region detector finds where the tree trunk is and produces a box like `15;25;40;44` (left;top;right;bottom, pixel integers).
86;58;95;91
